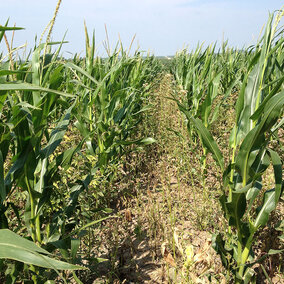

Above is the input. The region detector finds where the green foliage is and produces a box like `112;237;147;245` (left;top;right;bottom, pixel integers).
65;25;159;172
0;16;160;283
0;229;85;270
1;4;283;284
173;10;284;283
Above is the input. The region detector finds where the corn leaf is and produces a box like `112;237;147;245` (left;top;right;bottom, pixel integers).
65;62;98;85
35;105;73;194
254;189;276;228
235;91;284;182
0;26;24;31
267;149;282;205
0;151;5;202
0;229;86;270
190;117;224;170
0;82;74;97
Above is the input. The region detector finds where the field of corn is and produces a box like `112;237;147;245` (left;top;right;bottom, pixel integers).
0;2;283;284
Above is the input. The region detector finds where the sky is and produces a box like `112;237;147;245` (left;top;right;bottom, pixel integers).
1;0;284;57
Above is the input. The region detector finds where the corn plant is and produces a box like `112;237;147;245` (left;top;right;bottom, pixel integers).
180;10;284;283
171;42;245;130
217;40;246;94
171;45;229;187
171;44;219;122
0;19;161;281
65;25;158;174
0;25;94;282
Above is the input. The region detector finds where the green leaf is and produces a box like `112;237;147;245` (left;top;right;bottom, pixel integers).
5;145;31;191
0;151;5;203
254;189;276;228
65;62;98;85
0;26;24;31
212;233;233;269
71;239;80;261
35;105;73;194
200;71;222;127
271;116;284;133
41;105;73;158
250;76;284;121
0;229;86;270
0;70;30;76
267;149;282;205
267;249;284;255
243;267;255;284
0;92;7;114
190;117;224;170
226;192;246;227
235;91;284;183
235;13;277;145
47;145;80;179
72;271;84;284
0;82;74;98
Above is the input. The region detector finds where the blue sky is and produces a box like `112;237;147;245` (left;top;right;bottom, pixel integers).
1;0;283;57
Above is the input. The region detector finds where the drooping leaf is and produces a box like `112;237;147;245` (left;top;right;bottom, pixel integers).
190;117;224;170
212;233;233;269
0;229;86;270
254;189;276;228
